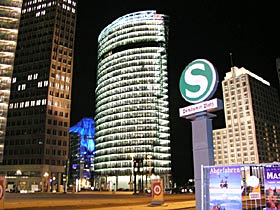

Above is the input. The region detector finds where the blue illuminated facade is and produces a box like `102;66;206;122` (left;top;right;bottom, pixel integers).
69;118;95;189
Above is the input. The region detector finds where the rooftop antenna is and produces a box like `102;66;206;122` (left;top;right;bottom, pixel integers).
229;52;234;70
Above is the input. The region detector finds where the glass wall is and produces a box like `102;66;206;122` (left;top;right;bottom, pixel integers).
94;10;171;190
0;0;22;162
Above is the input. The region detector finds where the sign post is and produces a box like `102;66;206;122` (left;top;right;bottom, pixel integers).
150;179;164;206
179;59;223;210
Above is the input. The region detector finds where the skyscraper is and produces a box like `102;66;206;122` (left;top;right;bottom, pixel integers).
94;10;171;191
1;0;77;192
0;0;23;163
213;67;280;165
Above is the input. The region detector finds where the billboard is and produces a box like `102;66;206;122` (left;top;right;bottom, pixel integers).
209;166;242;210
264;166;280;209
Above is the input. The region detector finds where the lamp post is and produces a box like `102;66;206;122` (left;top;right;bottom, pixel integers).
15;170;22;193
64;159;69;193
133;158;144;194
147;155;152;189
133;161;137;194
140;167;143;193
43;172;49;192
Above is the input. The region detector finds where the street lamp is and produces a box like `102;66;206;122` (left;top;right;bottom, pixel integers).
133;158;144;194
64;159;69;193
15;170;22;176
133;161;138;194
15;170;22;193
139;167;143;193
147;155;152;189
43;172;49;192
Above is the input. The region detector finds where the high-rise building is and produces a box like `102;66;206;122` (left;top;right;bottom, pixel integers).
94;10;171;191
0;0;23;163
1;0;77;192
213;67;280;165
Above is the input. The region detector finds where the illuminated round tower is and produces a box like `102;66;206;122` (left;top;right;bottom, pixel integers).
94;10;171;191
0;0;22;162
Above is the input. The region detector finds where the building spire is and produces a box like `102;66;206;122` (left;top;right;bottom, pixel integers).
229;52;234;70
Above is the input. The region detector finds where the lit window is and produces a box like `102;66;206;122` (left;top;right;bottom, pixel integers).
33;73;38;79
38;81;43;87
36;100;41;106
28;75;32;80
20;102;24;108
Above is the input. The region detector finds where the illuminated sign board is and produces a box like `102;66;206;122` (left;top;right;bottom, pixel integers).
179;98;223;119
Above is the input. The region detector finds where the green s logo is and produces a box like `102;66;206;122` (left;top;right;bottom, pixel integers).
179;59;218;104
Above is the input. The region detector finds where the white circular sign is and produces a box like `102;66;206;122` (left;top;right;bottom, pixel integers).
153;184;162;195
179;59;219;104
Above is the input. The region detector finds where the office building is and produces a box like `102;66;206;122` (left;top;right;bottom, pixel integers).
0;0;23;163
94;10;171;191
213;67;280;165
69;117;95;191
1;0;77;192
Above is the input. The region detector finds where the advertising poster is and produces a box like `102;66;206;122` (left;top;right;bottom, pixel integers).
151;179;164;206
246;175;261;200
264;166;280;209
209;166;242;210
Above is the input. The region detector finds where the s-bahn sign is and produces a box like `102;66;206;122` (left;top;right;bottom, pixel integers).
179;98;223;119
179;59;218;104
179;59;222;118
179;59;223;210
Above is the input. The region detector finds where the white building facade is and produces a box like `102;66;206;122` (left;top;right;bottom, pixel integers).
213;67;280;165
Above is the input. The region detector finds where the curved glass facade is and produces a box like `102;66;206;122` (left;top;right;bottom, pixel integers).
94;10;171;189
0;0;22;162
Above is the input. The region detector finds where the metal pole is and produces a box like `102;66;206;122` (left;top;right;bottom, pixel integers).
133;167;137;194
201;164;204;210
64;159;69;193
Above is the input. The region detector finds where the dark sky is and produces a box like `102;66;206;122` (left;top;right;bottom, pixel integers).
71;1;280;185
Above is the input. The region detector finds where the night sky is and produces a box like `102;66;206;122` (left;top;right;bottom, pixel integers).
70;1;280;186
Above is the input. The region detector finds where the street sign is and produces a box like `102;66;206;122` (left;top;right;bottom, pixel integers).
179;59;222;210
179;59;218;104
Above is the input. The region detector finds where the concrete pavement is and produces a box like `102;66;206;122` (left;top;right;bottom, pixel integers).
3;191;196;209
84;200;196;210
